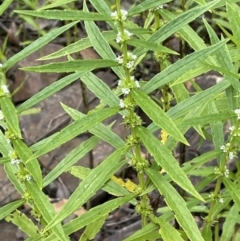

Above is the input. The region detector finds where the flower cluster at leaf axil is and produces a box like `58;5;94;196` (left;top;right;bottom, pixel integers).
116;52;137;69
111;9;128;21
214;166;229;178
116;29;133;43
220;143;235;160
0;84;9;97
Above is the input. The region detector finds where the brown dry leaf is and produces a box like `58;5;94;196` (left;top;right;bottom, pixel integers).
52;198;86;216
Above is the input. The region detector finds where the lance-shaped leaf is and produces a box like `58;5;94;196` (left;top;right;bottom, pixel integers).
15;10;111;21
132;89;188;145
126;39;179;55
0;129;12;156
0;0;13;15
128;0;171;16
179;112;235;127
17;71;88;113
39;31;116;61
3;21;77;69
150;215;184;241
222;178;240;210
0;199;25;220
142;40;227;94
79;214;107;241
44;146;129;232
167;80;230;121
13;139;42;188
4;162;25;195
43;194;136;241
146;169;204;241
39;0;76;10
43;136;99;187
221;203;239;241
204;18;240;91
26;181;70;241
6;210;38;238
61;103;125;150
227;2;240;41
21;59;119;73
27;107;118;161
84;3;124;79
133;0;220;58
1;97;21;138
136;126;203;201
80;72;119;106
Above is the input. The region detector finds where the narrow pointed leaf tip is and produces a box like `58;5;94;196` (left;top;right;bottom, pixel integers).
14;10;111;21
136;126;204;202
20;59;120;73
132;89;189;145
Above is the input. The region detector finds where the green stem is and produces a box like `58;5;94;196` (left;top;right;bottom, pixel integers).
205;177;221;225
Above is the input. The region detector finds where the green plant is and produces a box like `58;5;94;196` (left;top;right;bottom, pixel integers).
1;0;240;240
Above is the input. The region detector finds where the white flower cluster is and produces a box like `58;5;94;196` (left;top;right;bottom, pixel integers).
219;198;224;203
10;158;21;165
8;151;21;165
1;84;9;94
235;109;240;119
220;143;235;160
220;143;230;153
229;125;240;136
224;166;229;178
229;126;234;133
156;5;164;10
25;175;32;181
116;29;133;43
116;52;137;69
111;9;128;21
118;76;140;97
119;99;125;108
214;166;229;178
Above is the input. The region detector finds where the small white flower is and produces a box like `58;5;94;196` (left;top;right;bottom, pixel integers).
0;110;4;120
135;81;140;88
229;152;234;160
120;9;128;20
11;159;17;165
10;158;21;165
118;80;122;86
130;76;134;81
116;55;123;64
1;85;9;94
126;60;134;69
219;198;224;203
25;175;31;181
120;99;125;108
111;11;118;18
0;63;2;67
116;30;133;43
229;126;234;132
156;5;164;10
220;145;226;152
124;29;133;37
122;88;130;95
111;9;128;21
235;109;240;119
116;32;122;43
127;52;137;60
224;167;229;178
